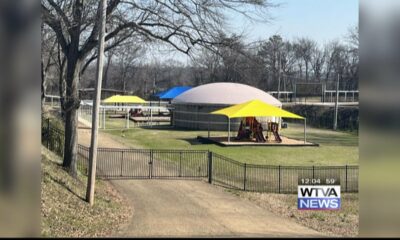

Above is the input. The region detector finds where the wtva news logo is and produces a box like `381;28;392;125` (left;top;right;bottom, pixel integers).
298;180;341;210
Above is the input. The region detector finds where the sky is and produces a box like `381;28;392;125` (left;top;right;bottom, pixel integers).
147;0;359;64
227;0;358;46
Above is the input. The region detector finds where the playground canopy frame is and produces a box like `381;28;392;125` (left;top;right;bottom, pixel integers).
79;100;172;129
102;95;146;104
210;100;307;143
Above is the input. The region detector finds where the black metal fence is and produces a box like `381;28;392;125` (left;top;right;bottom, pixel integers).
210;154;358;193
42;117;359;193
42;116;65;157
76;146;208;179
74;145;358;193
77;144;89;175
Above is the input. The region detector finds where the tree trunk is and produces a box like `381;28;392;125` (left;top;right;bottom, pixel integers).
62;57;81;178
305;61;309;81
121;69;126;92
103;52;112;89
57;44;67;119
64;103;78;177
58;67;66;119
41;58;46;110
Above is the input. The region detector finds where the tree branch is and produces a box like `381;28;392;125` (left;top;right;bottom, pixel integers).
41;4;68;53
79;0;122;57
46;0;71;32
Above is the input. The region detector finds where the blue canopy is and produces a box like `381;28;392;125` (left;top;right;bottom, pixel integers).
155;86;192;99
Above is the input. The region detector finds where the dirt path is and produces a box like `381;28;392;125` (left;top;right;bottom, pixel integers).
77;120;323;237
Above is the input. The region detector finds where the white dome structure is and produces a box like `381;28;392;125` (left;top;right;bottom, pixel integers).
172;82;282;106
172;82;282;130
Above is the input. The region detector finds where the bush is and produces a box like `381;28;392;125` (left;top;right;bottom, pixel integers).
284;105;358;132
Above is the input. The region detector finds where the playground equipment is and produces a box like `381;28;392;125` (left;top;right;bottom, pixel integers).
254;122;267;142
268;122;282;143
234;117;282;143
235;117;266;143
211;99;306;143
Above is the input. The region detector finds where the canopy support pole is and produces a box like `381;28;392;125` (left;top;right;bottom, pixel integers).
103;107;106;129
304;118;307;143
207;114;210;139
228;117;231;143
150;107;153;128
126;108;129;129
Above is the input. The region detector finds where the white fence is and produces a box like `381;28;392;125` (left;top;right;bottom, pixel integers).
78;101;172;129
43;95;61;108
268;90;359;103
323;90;359;103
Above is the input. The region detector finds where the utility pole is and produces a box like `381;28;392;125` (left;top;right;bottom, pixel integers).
153;73;156;97
333;74;340;130
86;0;107;206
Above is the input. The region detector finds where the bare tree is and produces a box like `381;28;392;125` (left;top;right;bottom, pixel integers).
310;44;326;81
41;24;57;109
190;34;263;87
258;35;284;90
278;41;297;92
82;39;141;90
331;44;348;80
41;0;273;175
218;34;249;83
81;32;358;99
191;48;223;84
346;25;359;89
294;37;316;81
347;25;359;50
280;41;297;75
114;44;142;92
102;48;115;89
323;41;338;83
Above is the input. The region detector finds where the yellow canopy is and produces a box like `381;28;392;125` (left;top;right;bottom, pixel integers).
102;95;146;104
210;99;304;119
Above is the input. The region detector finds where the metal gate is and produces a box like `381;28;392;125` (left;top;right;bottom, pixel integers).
78;146;209;179
76;145;358;192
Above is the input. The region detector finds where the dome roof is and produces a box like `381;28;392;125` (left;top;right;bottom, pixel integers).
172;82;282;106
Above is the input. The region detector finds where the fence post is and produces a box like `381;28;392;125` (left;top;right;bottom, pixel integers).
345;165;348;192
208;151;213;184
86;147;89;176
47;118;50;149
179;151;182;177
243;163;247;191
312;165;315;179
149;150;153;179
278;165;281;194
120;150;124;177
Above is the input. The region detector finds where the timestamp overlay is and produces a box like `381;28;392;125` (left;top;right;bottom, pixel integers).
298;175;341;210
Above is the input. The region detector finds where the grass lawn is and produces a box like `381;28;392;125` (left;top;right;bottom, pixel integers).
104;122;358;166
227;190;358;237
41;146;132;237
